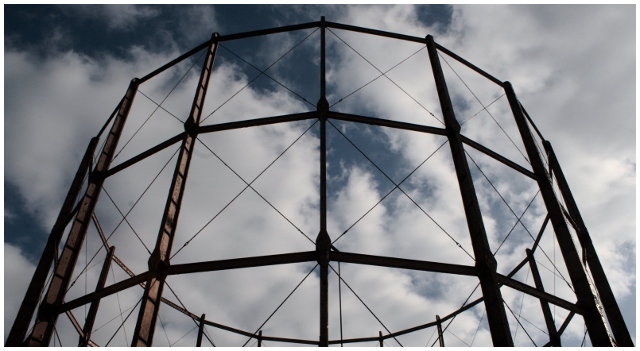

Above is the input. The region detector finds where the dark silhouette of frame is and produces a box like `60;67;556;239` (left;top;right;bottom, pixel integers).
6;17;632;347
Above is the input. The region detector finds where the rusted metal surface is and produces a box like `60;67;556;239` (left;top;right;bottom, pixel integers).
26;79;138;347
131;33;219;347
79;246;115;347
6;137;98;346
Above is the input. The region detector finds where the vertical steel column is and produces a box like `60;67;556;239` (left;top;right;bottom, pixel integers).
378;331;383;347
436;315;444;347
316;16;331;348
131;33;219;347
7;137;98;346
426;35;513;346
26;79;139;346
543;141;633;346
526;249;560;346
196;314;205;347
258;330;263;347
504;82;612;346
79;246;115;346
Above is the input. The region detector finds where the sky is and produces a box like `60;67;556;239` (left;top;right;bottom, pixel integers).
3;4;636;347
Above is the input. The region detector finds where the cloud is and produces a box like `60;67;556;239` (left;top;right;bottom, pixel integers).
4;244;37;338
62;5;160;31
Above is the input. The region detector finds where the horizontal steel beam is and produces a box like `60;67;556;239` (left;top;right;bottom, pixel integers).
57;272;150;314
328;335;380;345
326;21;426;44
328;111;447;136
435;43;504;87
197;111;318;134
218;21;320;42
496;274;583;314
139;41;212;84
104;132;185;178
167;251;318;276
331;251;477;276
459;135;537;180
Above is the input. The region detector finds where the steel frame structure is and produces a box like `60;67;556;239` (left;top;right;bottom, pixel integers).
7;17;633;347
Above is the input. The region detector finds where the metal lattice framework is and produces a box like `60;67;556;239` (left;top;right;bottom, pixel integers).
7;17;633;347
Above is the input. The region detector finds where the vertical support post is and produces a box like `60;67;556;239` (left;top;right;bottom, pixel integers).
7;137;98;346
526;249;560;346
544;141;633;346
258;330;263;347
379;331;383;347
131;33;219;347
436;315;444;347
504;81;613;346
426;35;513;346
196;314;205;347
316;16;331;348
26;79;139;346
79;246;115;346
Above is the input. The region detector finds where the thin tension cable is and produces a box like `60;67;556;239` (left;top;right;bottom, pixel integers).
332;139;449;245
201;28;319;124
241;263;319;347
197;139;313;244
171;119;319;259
327;27;444;126
328;264;403;347
438;52;529;164
113;49;206;161
328;120;474;260
331;46;426;108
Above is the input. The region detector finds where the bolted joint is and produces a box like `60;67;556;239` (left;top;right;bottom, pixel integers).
476;252;498;273
316;230;331;264
37;302;57;322
88;169;104;183
147;249;169;279
183;117;199;136
317;97;329;121
212;32;220;42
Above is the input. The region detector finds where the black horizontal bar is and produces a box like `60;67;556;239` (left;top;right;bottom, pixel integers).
203;318;320;345
203;319;258;339
197;111;318;134
57;272;150;314
330;251;477;276
328;111;447;136
507;256;529;279
460;135;537;180
328;336;380;345
104;132;185;178
326;21;426;44
167;251;317;276
389;296;485;340
435;43;504;87
139;41;212;84
218;21;320;42
259;334;318;345
496;274;583;314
